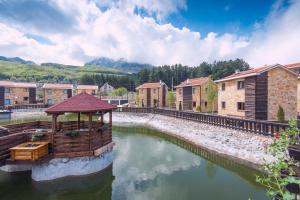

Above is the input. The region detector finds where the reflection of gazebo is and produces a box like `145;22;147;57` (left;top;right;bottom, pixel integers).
45;92;116;158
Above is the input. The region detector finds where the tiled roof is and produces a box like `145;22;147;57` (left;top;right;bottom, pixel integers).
176;77;209;87
0;80;36;88
224;66;269;79
42;83;73;89
285;62;300;68
136;82;162;89
45;93;116;113
77;85;98;90
215;63;298;83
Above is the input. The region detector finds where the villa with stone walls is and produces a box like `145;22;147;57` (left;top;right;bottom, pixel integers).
215;64;298;121
0;80;36;107
175;77;218;112
76;85;98;96
136;81;168;108
42;83;73;105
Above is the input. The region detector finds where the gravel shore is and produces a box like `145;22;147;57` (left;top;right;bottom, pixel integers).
106;112;275;166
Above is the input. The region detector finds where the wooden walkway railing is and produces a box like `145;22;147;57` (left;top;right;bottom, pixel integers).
116;107;289;136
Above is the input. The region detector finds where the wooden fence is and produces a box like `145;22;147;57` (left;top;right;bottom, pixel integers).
116;107;289;136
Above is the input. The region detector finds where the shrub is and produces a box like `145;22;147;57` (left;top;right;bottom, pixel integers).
277;106;285;122
196;105;201;112
65;130;80;137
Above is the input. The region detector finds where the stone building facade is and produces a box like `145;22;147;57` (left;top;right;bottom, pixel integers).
42;83;73;105
76;85;98;96
286;62;300;116
0;81;36;106
215;64;298;121
175;77;217;112
136;81;168;108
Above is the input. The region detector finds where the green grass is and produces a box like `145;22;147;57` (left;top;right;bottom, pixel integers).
0;61;126;82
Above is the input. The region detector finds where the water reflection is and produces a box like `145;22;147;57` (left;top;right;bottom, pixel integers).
0;127;267;200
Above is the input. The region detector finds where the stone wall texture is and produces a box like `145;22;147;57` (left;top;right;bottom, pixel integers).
76;89;97;95
5;87;32;105
217;78;246;118
267;68;298;121
43;89;70;105
137;86;167;108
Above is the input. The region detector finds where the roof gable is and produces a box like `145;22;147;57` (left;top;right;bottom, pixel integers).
42;83;73;89
0;80;36;88
136;81;167;89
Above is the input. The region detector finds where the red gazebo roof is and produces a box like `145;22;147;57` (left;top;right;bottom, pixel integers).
45;93;116;114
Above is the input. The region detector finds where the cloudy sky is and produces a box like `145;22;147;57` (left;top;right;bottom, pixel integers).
0;0;299;67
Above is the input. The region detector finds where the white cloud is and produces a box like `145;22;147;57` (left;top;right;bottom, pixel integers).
0;0;299;67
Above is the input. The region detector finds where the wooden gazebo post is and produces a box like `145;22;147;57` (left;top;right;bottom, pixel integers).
77;112;80;130
88;113;92;153
51;114;57;149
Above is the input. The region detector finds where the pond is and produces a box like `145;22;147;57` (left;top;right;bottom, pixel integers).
0;127;268;200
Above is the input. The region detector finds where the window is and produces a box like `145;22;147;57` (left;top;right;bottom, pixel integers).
204;101;208;108
221;101;226;109
63;89;68;94
192;88;196;94
47;99;53;105
4;99;11;105
23;97;29;101
193;101;196;107
237;102;245;111
23;88;28;92
237;81;245;90
92;90;96;95
47;89;52;95
5;88;10;94
221;83;225;91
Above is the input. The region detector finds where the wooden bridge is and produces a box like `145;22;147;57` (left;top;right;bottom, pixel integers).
116;107;289;136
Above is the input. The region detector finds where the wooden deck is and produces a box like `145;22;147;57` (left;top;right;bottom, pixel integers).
117;107;289;136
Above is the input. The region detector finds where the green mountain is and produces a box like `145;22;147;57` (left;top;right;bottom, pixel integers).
0;61;127;83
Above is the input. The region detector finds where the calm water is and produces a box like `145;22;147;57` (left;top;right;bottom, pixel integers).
0;127;268;200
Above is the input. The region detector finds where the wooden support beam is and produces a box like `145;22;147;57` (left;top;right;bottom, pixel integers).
77;112;81;130
109;111;112;127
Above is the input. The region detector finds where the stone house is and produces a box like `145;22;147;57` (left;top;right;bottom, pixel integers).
76;85;98;96
136;81;168;108
215;64;298;121
100;83;114;94
285;62;300;116
175;77;218;112
42;83;73;105
0;80;37;106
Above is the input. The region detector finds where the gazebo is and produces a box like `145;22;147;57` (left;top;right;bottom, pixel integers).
45;92;117;158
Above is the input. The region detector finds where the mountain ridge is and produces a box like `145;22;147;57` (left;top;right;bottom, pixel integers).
84;57;153;73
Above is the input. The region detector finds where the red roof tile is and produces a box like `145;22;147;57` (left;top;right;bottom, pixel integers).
136;82;162;89
285;62;300;68
176;77;209;87
42;83;73;89
45;93;116;113
0;80;36;88
225;66;269;79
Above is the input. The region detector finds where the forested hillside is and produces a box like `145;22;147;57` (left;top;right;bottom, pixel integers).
0;59;251;91
0;61;126;82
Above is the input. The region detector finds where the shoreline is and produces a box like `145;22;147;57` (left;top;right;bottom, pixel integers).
106;112;275;168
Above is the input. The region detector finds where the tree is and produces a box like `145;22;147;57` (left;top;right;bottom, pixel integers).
166;91;176;108
111;87;128;96
134;93;140;106
277;106;285;122
206;79;218;113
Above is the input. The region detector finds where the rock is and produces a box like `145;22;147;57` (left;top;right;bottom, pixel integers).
31;150;113;181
